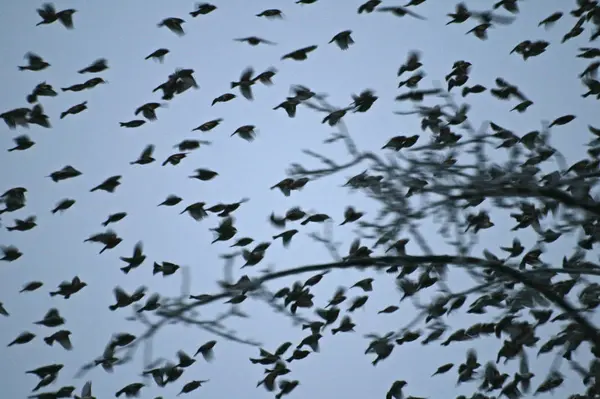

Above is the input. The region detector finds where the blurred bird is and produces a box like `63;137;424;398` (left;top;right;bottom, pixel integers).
158;17;185;35
145;48;170;62
257;9;284;18
231;67;256;100
282;46;318;61
130;145;155;165
78;59;108;73
60;101;87;119
36;3;76;28
235;36;276;46
190;3;217;17
19;52;50;71
329;30;354;50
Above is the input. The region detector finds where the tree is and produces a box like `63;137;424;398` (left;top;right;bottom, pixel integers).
3;1;600;399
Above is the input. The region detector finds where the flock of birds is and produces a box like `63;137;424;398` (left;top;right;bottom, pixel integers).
2;1;600;399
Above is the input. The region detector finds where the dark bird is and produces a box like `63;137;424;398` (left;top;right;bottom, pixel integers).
158;195;182;207
274;97;301;117
90;175;121;193
47;165;82;182
27;82;57;103
34;308;65;327
52;199;75;214
28;104;51;128
0;108;31;130
102;212;127;227
158;17;185;35
120;241;146;274
193;118;223;132
20;281;43;293
49;276;87;299
190;3;217;17
212;93;236;105
398;51;422;76
19;52;50;71
60;101;87;119
135;103;164;120
378;6;426;19
178;380;208;395
257;9;284;18
130;144;155;165
174;139;209;151
137;293;160;313
115;383;144;398
231;67;256;100
8;135;35;152
194;340;217;360
36;3;76;28
78;59;108;74
145;48;170;62
189;168;219;181
6;215;37;232
1;108;30;129
273;229;299;247
120;120;146;128
43;330;72;350
329;30;354;50
358;0;382;13
181;202;208;221
538;12;562;29
235;36;276;46
1;245;22;261
232;125;257;141
282;46;318;61
254;68;278;86
8;331;36;346
162;152;188;166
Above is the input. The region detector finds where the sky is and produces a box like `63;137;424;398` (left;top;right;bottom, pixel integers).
0;0;598;398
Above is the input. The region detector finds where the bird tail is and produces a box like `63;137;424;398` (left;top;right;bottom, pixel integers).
49;291;58;296
153;262;162;275
43;336;53;346
60;112;67;119
18;66;27;71
6;227;15;231
102;221;109;227
231;81;239;89
121;266;131;274
108;304;118;311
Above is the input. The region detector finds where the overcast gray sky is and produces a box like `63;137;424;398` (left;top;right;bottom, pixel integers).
0;1;598;398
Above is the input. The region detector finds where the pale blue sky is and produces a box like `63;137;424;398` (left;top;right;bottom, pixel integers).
0;1;598;398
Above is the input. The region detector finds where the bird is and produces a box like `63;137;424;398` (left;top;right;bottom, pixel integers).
78;59;108;73
19;52;50;71
329;30;354;50
282;45;318;61
145;48;170;62
158;17;185;35
36;3;76;28
231;67;256;100
235;36;276;46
